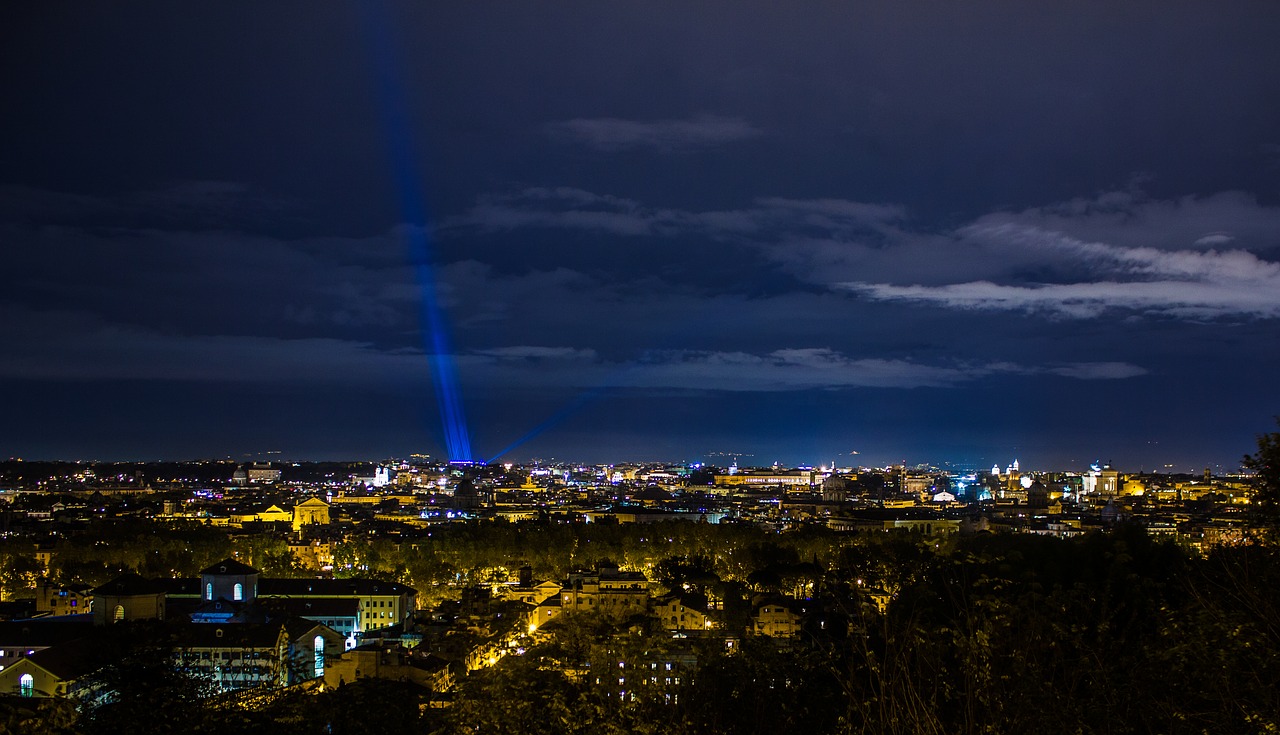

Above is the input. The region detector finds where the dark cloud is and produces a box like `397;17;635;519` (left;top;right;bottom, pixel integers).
547;115;763;151
452;185;1280;320
0;303;1143;395
0;181;294;231
452;187;904;242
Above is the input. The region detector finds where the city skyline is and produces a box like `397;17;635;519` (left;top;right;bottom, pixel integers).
4;2;1280;469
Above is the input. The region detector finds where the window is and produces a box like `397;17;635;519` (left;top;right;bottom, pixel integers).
206;583;213;601
19;674;32;697
113;605;125;622
314;636;325;678
233;583;243;602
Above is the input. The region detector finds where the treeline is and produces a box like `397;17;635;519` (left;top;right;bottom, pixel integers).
441;526;1280;735
3;516;856;599
4;515;858;601
0;520;311;598
342;520;854;601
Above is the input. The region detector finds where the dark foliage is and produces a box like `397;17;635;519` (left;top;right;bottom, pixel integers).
1244;417;1280;528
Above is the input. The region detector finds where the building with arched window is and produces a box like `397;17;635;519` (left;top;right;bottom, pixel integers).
0;559;408;701
90;574;166;625
200;559;260;605
280;620;344;686
0;638;107;702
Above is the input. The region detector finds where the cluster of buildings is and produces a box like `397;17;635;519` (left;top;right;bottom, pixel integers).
0;458;1259;549
0;553;834;707
0;458;1263;595
0;558;427;702
0;455;1262;707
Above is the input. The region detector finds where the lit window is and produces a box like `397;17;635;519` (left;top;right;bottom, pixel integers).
19;674;32;697
314;635;325;678
233;583;243;602
113;605;125;622
206;583;213;601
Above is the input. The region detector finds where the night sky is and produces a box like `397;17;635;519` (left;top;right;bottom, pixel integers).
4;2;1280;470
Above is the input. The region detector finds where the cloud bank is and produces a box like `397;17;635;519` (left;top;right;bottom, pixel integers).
843;224;1280;319
454;187;902;240
547;115;763;151
0;305;1143;392
457;186;1280;320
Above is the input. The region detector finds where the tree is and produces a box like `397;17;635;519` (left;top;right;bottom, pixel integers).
0;549;44;600
264;679;431;735
443;656;587;734
0;697;78;735
1243;417;1280;530
653;554;719;593
79;622;218;735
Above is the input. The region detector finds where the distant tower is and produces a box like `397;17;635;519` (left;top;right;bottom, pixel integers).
1027;480;1049;510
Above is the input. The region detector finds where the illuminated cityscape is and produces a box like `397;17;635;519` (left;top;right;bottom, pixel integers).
4;1;1280;732
0;451;1277;731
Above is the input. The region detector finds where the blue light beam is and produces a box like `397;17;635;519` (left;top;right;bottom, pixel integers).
486;388;606;465
359;0;472;461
